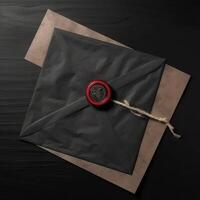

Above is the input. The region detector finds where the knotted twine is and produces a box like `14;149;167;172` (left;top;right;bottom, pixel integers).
112;99;181;138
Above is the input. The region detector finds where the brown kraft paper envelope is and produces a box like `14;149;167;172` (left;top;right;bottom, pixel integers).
25;9;190;193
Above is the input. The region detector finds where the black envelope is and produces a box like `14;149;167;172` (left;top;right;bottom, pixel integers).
20;28;165;174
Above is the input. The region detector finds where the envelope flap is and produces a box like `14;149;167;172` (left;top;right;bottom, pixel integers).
49;28;166;91
20;97;88;137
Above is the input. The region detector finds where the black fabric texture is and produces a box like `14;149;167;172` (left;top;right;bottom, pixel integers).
20;28;165;174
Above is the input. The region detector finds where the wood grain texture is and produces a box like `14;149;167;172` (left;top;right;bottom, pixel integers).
0;1;199;199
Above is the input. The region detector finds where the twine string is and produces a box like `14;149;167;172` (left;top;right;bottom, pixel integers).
112;99;181;139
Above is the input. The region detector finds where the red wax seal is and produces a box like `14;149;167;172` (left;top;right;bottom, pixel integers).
86;80;112;107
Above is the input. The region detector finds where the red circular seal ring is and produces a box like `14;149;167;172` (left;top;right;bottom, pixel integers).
85;80;112;107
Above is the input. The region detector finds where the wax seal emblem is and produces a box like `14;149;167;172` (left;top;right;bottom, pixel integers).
86;80;112;106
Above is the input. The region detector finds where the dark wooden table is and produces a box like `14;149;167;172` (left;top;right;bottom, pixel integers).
0;0;199;199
